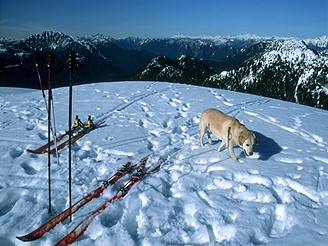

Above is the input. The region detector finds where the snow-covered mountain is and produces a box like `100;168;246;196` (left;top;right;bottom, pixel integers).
305;36;328;51
0;81;328;245
113;34;328;59
1;31;327;109
130;38;328;109
0;31;154;88
132;55;215;85
207;39;328;109
111;34;260;61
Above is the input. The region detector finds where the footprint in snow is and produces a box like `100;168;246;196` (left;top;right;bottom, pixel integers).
122;193;142;242
37;132;47;140
181;103;191;112
269;204;294;238
9;147;24;159
26;123;36;131
20;161;37;175
100;201;124;228
0;237;15;246
0;191;20;216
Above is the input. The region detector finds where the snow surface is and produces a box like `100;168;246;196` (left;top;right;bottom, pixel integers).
0;81;328;246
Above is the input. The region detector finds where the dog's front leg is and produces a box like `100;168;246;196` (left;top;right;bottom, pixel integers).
199;123;205;146
199;133;204;147
227;127;238;161
207;129;213;145
228;144;238;161
205;124;213;145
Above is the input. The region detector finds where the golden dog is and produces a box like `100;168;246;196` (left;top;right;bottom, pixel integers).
199;108;256;161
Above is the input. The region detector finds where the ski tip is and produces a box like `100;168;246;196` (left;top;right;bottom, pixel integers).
26;149;43;157
16;234;39;242
26;149;38;154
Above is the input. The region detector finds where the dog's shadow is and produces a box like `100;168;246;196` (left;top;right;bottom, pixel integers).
203;131;282;161
252;131;282;161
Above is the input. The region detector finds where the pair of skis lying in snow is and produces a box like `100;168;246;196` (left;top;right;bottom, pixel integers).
17;155;166;245
26;120;105;155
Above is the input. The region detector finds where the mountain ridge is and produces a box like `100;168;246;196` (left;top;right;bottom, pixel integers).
1;31;327;109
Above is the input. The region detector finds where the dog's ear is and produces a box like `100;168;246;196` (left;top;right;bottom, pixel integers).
253;133;258;145
238;131;247;146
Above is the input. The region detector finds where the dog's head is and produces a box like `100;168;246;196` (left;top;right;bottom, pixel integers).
239;131;256;156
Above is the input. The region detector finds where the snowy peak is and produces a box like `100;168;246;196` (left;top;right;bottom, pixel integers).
305;35;328;49
134;56;185;82
171;33;275;46
173;34;328;51
263;39;320;65
209;38;328;109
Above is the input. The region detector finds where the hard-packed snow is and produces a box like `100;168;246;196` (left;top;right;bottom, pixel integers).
0;81;327;245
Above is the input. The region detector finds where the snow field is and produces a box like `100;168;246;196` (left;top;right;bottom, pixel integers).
0;81;328;245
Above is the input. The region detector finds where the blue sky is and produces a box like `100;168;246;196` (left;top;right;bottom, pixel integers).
0;0;327;39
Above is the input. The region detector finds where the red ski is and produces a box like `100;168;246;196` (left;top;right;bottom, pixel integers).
47;130;87;154
27;132;68;154
16;156;148;242
47;120;105;155
55;158;165;246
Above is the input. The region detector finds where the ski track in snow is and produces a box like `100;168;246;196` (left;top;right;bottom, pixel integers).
0;81;328;245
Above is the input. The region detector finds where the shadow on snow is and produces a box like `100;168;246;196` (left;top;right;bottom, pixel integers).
253;131;282;161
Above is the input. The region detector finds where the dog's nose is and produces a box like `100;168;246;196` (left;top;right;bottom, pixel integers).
249;151;253;156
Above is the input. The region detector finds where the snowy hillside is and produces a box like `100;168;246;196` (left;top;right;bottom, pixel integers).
0;82;328;245
208;39;328;109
